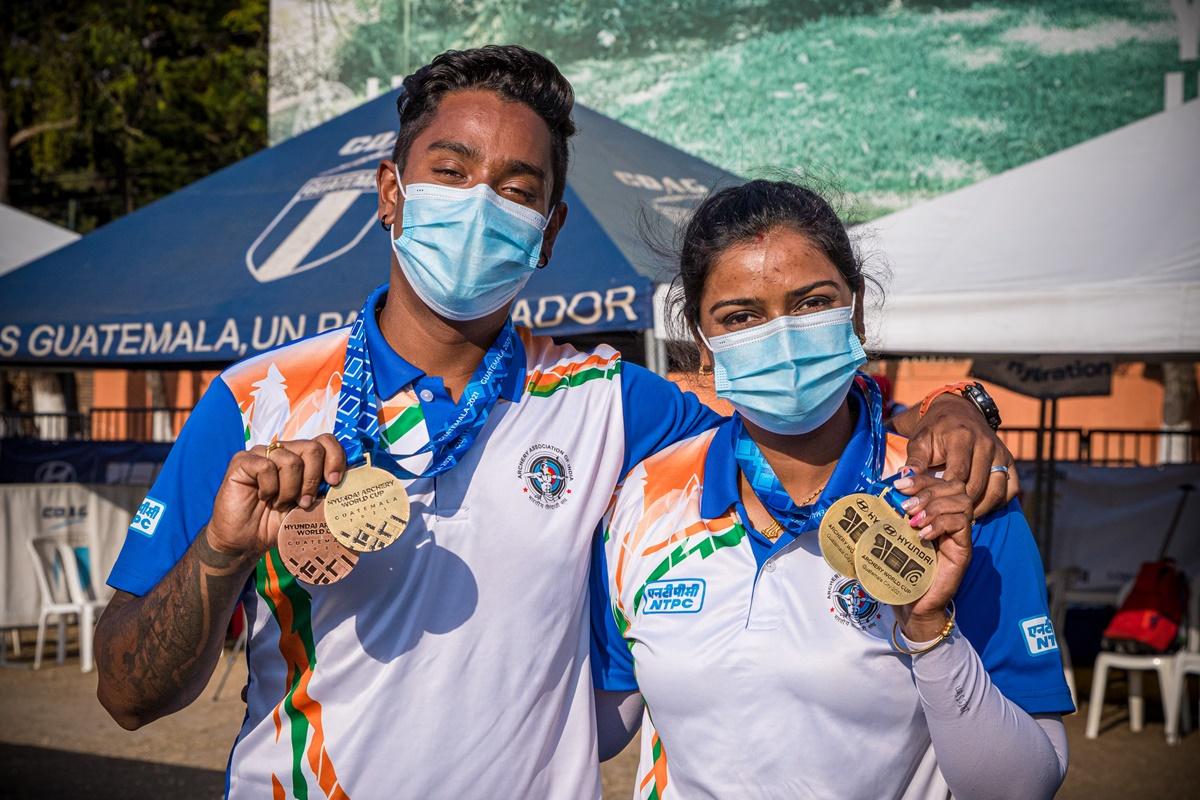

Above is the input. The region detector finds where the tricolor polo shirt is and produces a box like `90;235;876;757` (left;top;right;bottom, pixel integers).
591;387;1074;800
108;285;719;800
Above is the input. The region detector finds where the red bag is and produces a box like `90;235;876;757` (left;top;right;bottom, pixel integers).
1102;560;1188;654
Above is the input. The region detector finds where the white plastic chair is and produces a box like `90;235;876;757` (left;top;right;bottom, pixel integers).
27;536;106;672
1085;576;1189;744
1168;585;1200;739
1045;568;1081;707
0;628;23;668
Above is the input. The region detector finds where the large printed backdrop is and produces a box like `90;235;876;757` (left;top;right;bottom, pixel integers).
269;0;1194;218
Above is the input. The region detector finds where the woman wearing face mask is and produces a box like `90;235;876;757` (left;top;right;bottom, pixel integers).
590;180;1073;800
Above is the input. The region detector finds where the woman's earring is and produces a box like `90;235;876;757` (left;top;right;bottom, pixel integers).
697;364;714;377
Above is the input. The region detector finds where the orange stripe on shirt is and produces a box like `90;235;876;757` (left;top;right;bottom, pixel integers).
526;351;619;392
262;555;348;799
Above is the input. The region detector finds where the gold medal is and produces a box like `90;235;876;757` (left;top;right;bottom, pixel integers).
853;515;937;606
819;492;902;579
277;501;359;585
324;453;411;553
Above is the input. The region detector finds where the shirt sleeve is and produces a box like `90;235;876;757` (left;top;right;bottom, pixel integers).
590;511;639;692
954;499;1076;715
619;362;721;477
106;378;246;597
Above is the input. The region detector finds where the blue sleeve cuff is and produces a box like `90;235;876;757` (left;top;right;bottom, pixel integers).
957;499;1076;717
590;526;638;692
1004;686;1077;716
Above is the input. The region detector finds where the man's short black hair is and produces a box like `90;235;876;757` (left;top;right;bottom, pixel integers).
393;45;576;208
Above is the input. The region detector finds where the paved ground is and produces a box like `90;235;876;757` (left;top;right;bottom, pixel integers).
1;641;1197;798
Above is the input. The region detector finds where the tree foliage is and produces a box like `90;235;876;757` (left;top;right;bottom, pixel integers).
1;0;268;233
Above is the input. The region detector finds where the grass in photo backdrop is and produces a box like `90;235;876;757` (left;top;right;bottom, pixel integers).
305;0;1185;218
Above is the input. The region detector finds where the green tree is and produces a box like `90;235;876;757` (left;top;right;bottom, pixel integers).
1;0;268;233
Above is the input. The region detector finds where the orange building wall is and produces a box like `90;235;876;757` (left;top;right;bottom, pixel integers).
91;368;221;438
670;361;1178;430
885;360;1175;431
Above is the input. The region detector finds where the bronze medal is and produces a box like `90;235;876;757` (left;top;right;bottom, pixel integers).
853;514;937;606
324;454;411;553
277;501;358;585
819;492;902;579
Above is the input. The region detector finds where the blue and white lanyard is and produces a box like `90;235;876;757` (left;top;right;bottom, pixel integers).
333;296;516;478
733;373;903;537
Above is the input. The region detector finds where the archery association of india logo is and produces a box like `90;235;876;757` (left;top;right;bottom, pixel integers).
517;444;574;510
827;576;884;632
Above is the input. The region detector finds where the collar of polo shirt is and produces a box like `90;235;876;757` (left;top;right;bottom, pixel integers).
698;383;877;520
361;283;528;402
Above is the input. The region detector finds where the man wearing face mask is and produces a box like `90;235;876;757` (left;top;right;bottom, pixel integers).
94;46;1017;798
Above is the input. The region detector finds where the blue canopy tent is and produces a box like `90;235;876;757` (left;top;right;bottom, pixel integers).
0;91;737;367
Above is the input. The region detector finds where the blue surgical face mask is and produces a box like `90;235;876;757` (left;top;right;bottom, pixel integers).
392;169;551;320
701;303;867;435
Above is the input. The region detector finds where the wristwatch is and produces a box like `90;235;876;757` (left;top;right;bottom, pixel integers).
919;381;1002;431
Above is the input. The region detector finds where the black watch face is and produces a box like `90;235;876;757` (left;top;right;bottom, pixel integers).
966;384;1002;430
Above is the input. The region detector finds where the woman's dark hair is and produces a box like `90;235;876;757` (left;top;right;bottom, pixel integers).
393;45;576;207
672;178;871;337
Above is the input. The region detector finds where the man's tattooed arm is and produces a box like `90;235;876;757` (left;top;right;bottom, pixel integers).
95;527;257;730
96;435;346;729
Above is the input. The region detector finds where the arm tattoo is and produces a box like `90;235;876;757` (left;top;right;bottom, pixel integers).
96;528;257;727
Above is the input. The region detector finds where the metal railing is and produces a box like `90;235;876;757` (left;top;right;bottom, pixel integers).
0;411;91;440
1001;427;1200;466
0;408;194;442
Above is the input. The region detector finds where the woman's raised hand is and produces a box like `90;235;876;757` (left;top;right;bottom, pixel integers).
890;471;974;642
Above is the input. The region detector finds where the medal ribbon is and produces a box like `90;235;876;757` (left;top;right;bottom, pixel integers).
334;295;516;478
733;373;901;537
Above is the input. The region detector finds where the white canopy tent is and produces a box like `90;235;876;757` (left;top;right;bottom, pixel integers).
0;203;78;277
864;99;1200;358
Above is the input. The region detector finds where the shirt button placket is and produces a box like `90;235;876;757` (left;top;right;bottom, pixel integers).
748;558;780;630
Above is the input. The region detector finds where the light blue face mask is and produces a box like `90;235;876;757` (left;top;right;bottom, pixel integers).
702;304;867;435
392;170;551;320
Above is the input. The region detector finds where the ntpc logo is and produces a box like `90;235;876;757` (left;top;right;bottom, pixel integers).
1020;615;1059;656
131;497;166;537
643;579;705;614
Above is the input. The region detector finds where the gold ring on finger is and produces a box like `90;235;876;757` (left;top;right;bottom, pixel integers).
266;440;283;457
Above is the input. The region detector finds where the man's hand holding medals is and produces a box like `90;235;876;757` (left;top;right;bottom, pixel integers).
205;434;348;564
209;304;518;587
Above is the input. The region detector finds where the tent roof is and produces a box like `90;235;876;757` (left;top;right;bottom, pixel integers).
0;204;78;277
865;99;1200;358
0;91;735;365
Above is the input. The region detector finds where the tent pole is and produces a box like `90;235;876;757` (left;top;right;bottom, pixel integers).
644;328;668;377
1033;398;1048;554
644;328;658;374
1044;398;1059;568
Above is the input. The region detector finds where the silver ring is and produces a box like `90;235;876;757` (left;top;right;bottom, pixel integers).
990;464;1010;474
